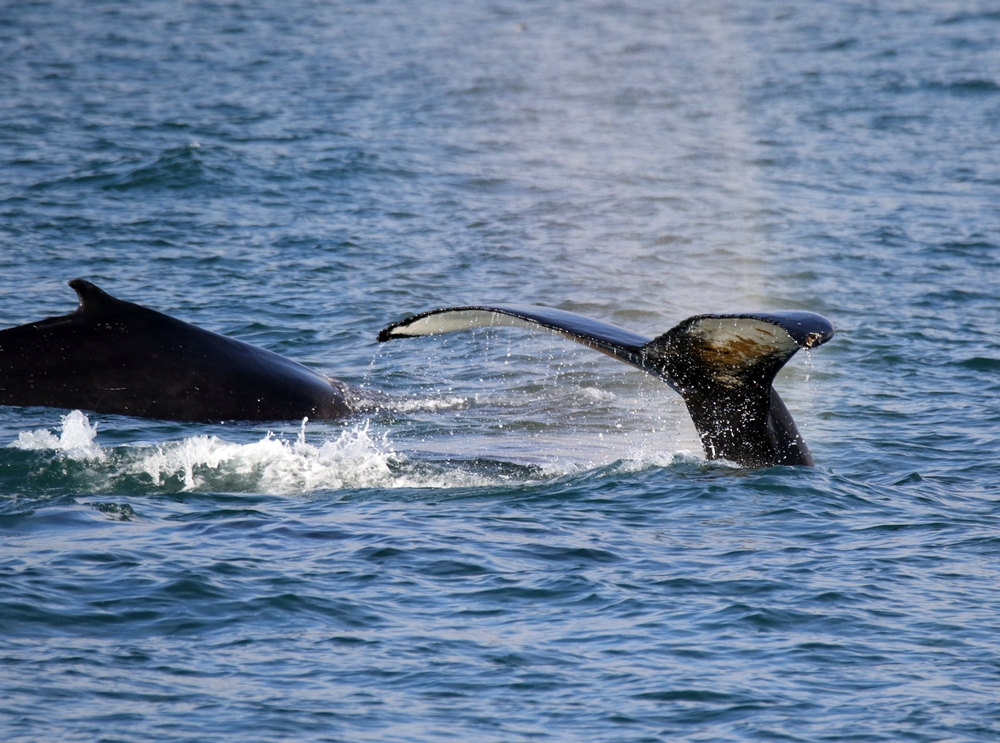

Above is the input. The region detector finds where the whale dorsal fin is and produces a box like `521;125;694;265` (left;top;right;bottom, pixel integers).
68;279;141;317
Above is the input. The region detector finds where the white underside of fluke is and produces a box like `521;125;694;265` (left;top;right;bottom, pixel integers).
383;309;545;337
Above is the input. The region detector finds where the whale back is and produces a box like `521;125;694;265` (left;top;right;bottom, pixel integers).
0;280;350;422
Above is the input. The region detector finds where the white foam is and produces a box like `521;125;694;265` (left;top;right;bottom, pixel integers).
9;410;106;461
6;411;702;494
386;395;470;413
578;386;616;402
125;421;493;493
608;447;697;472
7;412;496;492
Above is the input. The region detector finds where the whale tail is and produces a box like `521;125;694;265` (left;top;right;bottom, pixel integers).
378;305;834;468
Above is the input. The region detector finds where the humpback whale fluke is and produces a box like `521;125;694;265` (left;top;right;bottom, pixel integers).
0;279;355;422
378;305;834;468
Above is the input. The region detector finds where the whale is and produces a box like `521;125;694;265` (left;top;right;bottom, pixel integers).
0;279;356;422
378;305;834;468
1;281;834;467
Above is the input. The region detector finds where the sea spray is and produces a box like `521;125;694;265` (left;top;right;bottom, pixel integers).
6;413;517;494
10;410;106;461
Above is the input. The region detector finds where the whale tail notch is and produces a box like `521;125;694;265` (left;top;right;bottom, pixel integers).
378;305;834;468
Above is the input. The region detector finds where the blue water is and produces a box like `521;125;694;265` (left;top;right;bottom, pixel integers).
2;1;1000;740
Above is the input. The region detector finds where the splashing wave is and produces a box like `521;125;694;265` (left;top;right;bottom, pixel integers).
7;412;500;494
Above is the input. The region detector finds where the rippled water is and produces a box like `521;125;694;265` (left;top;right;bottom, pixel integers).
2;1;1000;741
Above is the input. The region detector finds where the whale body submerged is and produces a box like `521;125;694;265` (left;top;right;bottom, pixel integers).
0;280;833;468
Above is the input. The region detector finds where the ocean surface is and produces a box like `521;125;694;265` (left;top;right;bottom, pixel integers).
2;1;999;740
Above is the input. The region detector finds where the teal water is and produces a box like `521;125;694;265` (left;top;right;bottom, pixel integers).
2;1;1000;741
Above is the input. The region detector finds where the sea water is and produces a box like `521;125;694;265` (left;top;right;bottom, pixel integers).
2;1;999;741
